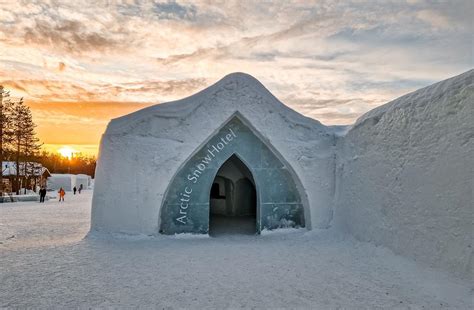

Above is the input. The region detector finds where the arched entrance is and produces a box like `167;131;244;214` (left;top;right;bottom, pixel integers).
209;155;257;236
159;114;308;235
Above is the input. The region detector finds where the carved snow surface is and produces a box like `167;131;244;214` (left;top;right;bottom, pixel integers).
334;69;474;279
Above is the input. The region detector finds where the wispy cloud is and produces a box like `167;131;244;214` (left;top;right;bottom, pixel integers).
0;78;208;102
152;1;197;21
22;19;123;53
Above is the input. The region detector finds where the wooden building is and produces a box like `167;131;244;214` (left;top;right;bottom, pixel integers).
1;161;51;194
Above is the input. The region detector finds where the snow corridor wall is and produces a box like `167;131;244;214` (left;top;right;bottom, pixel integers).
335;71;473;279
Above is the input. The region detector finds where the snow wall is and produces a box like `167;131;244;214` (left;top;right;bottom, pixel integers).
47;174;74;191
334;70;473;278
48;174;92;191
74;174;90;189
91;73;336;235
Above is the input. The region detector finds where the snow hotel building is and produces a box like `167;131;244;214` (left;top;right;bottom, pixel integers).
91;71;472;278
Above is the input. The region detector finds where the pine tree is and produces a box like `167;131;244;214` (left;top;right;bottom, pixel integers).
20;107;42;193
11;98;24;194
1;87;44;196
10;98;41;194
0;86;14;202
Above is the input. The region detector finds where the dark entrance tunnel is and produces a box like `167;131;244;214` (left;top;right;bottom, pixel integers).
209;155;257;236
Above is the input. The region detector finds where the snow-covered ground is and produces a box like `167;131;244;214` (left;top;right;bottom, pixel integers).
0;192;471;309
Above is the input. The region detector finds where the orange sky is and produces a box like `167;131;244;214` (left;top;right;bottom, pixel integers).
0;1;471;157
27;101;153;156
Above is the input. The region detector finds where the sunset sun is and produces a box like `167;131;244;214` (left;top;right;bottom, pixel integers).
58;146;76;159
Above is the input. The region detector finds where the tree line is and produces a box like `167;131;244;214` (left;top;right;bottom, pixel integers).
1;86;42;196
0;86;96;198
35;151;96;177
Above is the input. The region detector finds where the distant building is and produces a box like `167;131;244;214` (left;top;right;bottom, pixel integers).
1;161;51;194
47;173;92;191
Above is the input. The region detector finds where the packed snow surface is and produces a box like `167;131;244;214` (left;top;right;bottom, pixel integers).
1;192;472;308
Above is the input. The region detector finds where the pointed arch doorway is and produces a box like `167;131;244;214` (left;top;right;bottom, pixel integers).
209;154;257;236
159;114;308;235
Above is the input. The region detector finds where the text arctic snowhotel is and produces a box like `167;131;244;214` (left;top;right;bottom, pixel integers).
175;127;237;224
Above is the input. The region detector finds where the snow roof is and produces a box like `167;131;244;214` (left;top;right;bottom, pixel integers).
352;69;474;130
1;161;51;177
105;72;330;137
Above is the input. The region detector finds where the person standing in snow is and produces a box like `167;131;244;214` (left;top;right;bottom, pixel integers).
58;187;65;202
39;186;47;203
78;184;83;194
73;186;77;195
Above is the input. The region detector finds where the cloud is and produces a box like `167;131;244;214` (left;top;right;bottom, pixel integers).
416;9;450;29
0;0;472;139
156;47;227;65
0;77;208;103
152;1;197;21
114;78;207;95
0;79;98;101
22;19;123;53
282;95;383;125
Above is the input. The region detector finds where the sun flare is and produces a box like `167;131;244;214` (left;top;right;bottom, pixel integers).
58;146;76;159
